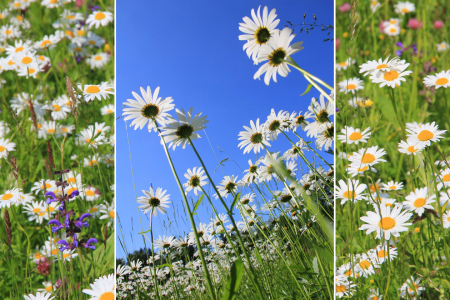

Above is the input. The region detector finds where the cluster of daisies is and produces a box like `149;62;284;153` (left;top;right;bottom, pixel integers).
121;83;333;298
338;55;450;94
0;0;115;299
238;6;304;85
336;120;448;297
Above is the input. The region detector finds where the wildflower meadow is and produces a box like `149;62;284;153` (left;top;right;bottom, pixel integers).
0;0;115;298
336;0;450;298
116;2;334;299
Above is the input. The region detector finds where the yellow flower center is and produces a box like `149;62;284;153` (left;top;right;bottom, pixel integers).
109;211;115;219
5;29;12;35
2;193;13;200
383;70;399;81
401;8;409;13
349;132;362;140
52;249;58;255
443;174;450;182
46;286;52;292
15;46;23;52
418;130;433;141
358;166;368;172
94;55;102;61
89;40;96;45
376;64;387;69
378;217;395;230
359;260;371;270
41;40;52;47
86;190;95;196
0;146;5;152
347;84;356;90
53;104;61;111
336;285;346;293
63;253;69;259
436;78;449;85
99;292;115;300
361;153;375;164
343;191;354;199
407;146;417;153
86;86;100;94
95;12;106;20
414;198;426;208
66;30;74;37
377;250;387;258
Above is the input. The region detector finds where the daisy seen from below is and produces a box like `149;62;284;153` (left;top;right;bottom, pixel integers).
335;179;367;204
238;118;270;154
253;27;304;85
423;70;450;89
160;107;208;150
403;187;436;217
337;126;371;145
215;175;240;199
406;122;446;148
359;204;413;240
0;137;15;158
123;86;175;131
78;82;114;102
86;11;114;29
137;187;170;216
82;274;115;300
264;109;289;140
337;77;364;94
238;6;280;61
304;94;334;138
183;167;207;196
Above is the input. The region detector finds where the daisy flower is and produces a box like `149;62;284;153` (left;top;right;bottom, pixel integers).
304;94;334;138
437;169;450;191
86;52;110;69
154;235;175;250
238;6;280;61
5;39;31;56
23;292;54;300
264;109;289;140
335;280;356;298
335;57;356;71
369;60;412;88
370;1;381;12
0;188;20;208
315;124;334;151
394;1;415;15
41;0;63;8
337;126;371;145
34;33;62;50
253;27;304;85
238;118;270;154
371;243;398;265
359;204;413;240
338;77;364;94
347;164;376;177
283;141;308;161
183;167;207;196
83;186;101;201
137;187;170;216
384;23;400;36
399;276;425;298
335;179;367;204
17;63;43;78
78;82;114;102
0;24;21;39
0;138;15;158
443;210;450;229
423;70;450;89
160;108;208;150
381;181;404;191
348;146;387;168
406;121;446;148
68;43;89;57
101;104;114;115
355;253;377;277
259;152;283;182
85;32;105;48
398;140;425;155
86;11;114;29
404;187;436;216
437;41;449;52
360;56;403;78
99;201;115;226
37;281;54;293
123;86;175;131
215;175;241;199
290;110;314;131
42;98;71;120
82;274;115;300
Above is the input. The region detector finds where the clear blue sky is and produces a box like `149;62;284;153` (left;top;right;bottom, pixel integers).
116;0;334;260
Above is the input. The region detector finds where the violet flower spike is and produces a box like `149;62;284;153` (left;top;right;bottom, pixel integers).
45;191;58;204
69;190;80;199
85;238;98;250
48;219;64;233
73;233;79;248
57;240;71;251
75;213;92;229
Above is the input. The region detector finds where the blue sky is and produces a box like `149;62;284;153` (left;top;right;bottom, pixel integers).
116;0;334;260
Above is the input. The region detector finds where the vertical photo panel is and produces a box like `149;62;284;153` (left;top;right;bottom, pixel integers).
335;0;450;299
116;1;334;299
0;0;115;298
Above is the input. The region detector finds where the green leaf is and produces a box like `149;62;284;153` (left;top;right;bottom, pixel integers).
300;84;313;96
89;234;115;278
138;229;152;235
441;279;450;289
157;263;173;269
312;257;319;274
221;259;244;300
192;194;205;216
230;193;241;213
